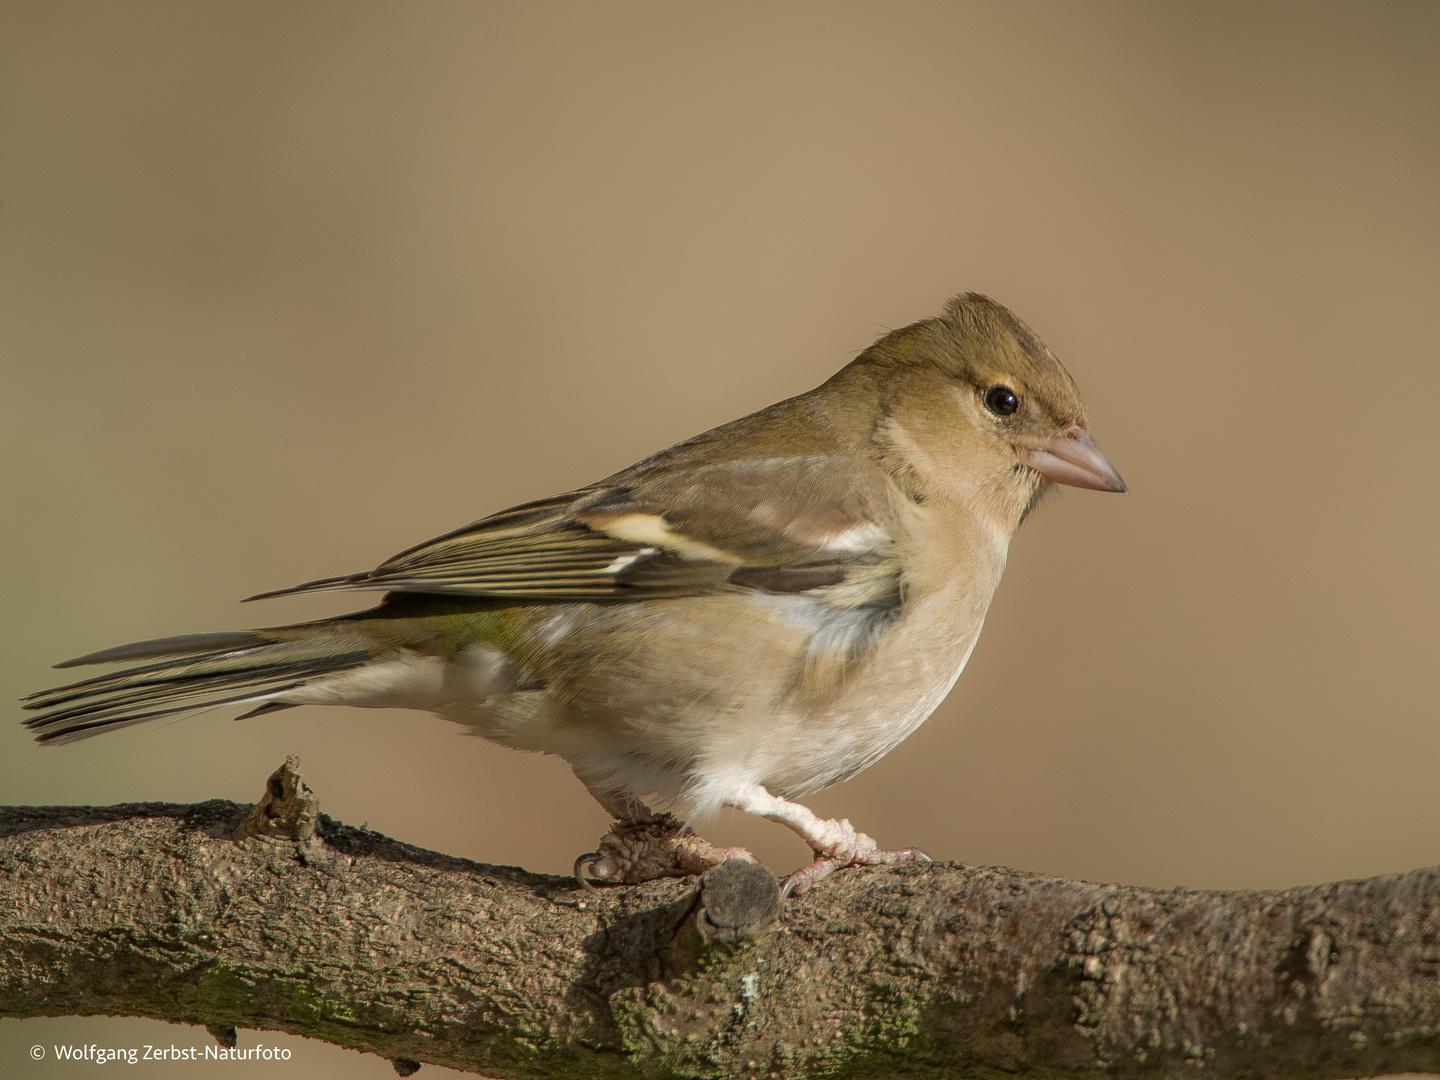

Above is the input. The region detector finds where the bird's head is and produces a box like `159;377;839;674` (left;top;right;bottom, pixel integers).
843;292;1126;528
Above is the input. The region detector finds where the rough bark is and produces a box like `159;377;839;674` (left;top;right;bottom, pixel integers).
1;761;1438;1079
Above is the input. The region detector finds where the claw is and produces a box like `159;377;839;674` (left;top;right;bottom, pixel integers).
573;852;604;893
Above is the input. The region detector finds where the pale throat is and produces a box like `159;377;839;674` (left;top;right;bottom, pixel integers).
878;416;1034;554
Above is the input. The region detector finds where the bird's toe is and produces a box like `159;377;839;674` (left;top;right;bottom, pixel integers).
782;840;932;896
573;813;757;887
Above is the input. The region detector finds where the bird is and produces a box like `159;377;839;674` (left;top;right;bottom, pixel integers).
23;293;1125;895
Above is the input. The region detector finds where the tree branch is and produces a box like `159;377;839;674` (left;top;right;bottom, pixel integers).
2;759;1437;1078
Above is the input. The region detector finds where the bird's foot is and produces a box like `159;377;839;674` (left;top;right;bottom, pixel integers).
574;812;754;891
781;818;931;897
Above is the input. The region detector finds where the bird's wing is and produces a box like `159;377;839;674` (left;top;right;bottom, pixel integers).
247;456;899;605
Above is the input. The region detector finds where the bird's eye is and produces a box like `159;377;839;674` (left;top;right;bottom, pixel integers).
983;385;1020;416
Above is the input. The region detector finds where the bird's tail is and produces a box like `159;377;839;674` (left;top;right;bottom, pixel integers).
22;626;374;745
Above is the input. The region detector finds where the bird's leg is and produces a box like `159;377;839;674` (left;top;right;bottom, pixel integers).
573;786;753;891
727;782;931;897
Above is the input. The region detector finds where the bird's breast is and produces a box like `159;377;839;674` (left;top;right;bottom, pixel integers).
751;499;1012;795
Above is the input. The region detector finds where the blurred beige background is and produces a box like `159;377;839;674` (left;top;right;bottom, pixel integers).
2;2;1438;1076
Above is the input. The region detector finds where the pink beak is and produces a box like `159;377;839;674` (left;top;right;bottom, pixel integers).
1015;427;1127;493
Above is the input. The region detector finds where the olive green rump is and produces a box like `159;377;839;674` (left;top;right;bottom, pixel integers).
339;592;546;660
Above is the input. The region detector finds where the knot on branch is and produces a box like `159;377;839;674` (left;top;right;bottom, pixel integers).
231;756;318;843
661;858;780;978
693;857;782;943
